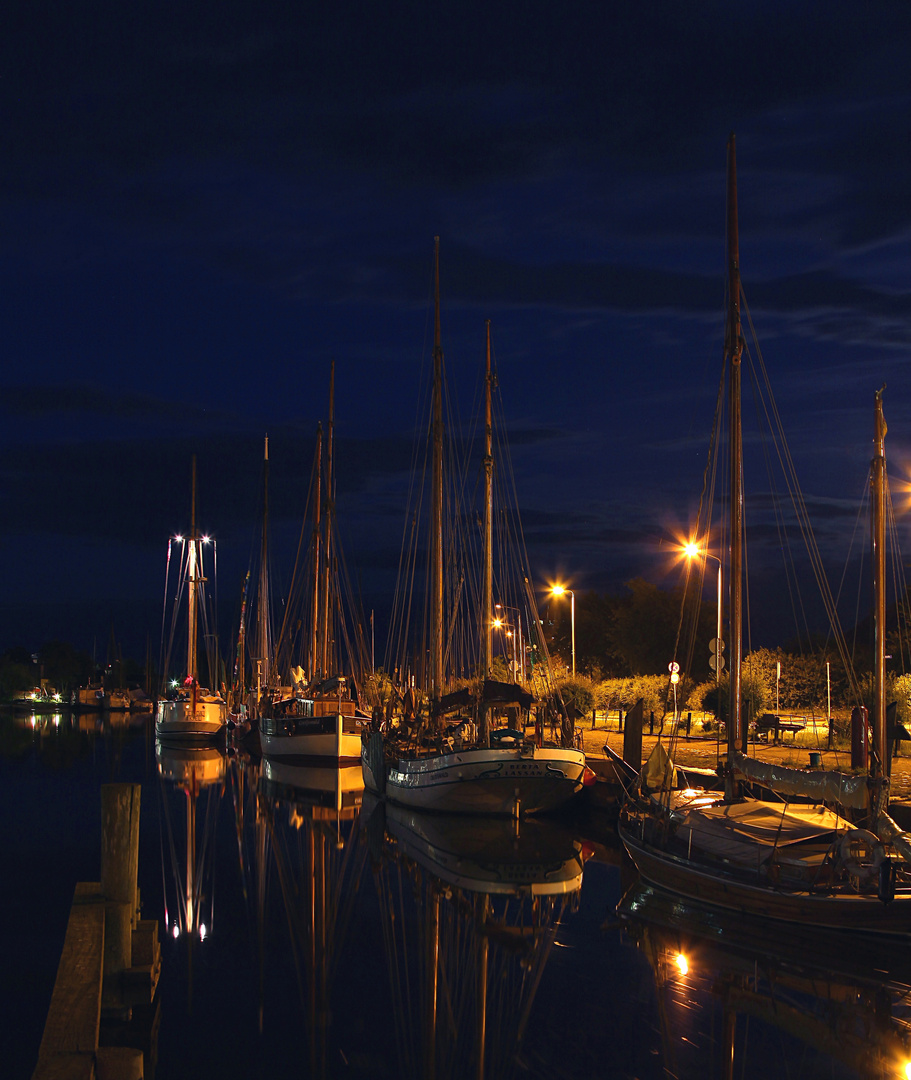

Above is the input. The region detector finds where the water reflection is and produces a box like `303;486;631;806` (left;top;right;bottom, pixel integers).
618;880;911;1078
367;799;586;1080
247;756;366;1076
156;741;226;943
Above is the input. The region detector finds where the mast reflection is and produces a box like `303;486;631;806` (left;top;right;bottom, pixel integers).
156;741;226;944
368;798;587;1079
254;758;365;1077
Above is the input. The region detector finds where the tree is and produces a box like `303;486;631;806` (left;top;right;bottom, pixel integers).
611;578;716;677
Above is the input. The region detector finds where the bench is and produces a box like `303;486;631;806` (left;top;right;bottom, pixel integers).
756;713;806;741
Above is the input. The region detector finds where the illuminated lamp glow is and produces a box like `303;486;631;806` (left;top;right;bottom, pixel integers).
172;924;180;939
199;923;207;941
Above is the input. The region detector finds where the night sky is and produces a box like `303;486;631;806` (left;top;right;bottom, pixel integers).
3;3;911;663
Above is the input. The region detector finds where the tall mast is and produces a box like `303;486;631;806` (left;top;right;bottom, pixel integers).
310;424;323;681
725;134;744;786
431;237;444;706
187;455;198;681
257;435;271;690
480;320;493;746
872;387;887;782
320;362;335;678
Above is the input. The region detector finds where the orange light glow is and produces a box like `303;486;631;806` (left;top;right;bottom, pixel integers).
674;952;689;975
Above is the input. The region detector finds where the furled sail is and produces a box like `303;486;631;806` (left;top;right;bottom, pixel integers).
731;751;869;811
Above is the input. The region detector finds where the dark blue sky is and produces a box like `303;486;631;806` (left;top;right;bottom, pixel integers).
3;3;911;660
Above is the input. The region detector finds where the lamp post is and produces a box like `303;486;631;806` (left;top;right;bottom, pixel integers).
495;603;524;681
684;543;723;688
550;585;575;678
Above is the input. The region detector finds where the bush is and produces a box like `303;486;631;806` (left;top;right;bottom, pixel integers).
700;671;766;723
557;675;595;716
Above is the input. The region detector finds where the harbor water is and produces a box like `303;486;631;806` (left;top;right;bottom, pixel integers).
4;708;910;1079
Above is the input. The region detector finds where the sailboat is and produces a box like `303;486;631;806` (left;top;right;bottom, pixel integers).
362;238;587;816
260;363;370;762
157;457;227;742
618;135;911;933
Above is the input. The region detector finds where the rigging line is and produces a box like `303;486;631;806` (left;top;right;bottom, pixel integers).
273;434;320;672
742;293;859;702
744;344;809;651
885;474;911;676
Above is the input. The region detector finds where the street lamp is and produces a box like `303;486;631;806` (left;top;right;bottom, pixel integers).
549;585;575;678
495;603;525;681
683;542;723;688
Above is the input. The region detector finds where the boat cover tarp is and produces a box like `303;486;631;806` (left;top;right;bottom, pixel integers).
678;801;846;867
481;679;534;710
731;751;869;811
641;742;677;792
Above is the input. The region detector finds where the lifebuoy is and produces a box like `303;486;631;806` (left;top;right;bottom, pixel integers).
839;828;885;879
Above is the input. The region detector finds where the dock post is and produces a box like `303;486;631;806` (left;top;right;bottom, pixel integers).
100;784;141;1011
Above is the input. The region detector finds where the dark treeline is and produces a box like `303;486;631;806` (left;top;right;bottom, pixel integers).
0;641;151;701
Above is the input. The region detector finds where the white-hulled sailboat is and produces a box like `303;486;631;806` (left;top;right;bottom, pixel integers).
362;238;587;816
157;457;227;742
259;362;370;762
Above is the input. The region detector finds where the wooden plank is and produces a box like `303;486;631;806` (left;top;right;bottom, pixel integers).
32;1052;95;1080
36;888;105;1059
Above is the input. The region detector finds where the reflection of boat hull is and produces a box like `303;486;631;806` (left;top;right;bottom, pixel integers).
385;801;584;895
260;713;362;762
156;697;226;742
618;878;911;985
155;740;226;785
261;757;364;812
364;738;586;816
619;811;911;936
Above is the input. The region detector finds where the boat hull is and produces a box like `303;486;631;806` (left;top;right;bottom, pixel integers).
156;697;226;742
260;713;363;762
618;814;911;936
363;739;586;816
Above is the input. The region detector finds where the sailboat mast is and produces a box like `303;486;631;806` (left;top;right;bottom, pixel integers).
480;320;494;746
187;455;198;682
321;361;335;678
310;425;323;681
726;134;744;769
872;387;887;779
483;320;494;679
258;436;271;690
431;237;444;706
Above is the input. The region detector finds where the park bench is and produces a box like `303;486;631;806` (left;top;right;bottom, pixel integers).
756;713;806;741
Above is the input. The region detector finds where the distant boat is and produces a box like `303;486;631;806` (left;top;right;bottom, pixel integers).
72;685;103;712
260;365;371;762
156;457;226;743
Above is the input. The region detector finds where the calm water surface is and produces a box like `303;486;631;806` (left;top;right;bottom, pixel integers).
4;709;909;1079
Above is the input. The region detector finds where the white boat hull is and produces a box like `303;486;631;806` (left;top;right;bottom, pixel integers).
156;697;226;742
363;737;586;816
260;713;363;762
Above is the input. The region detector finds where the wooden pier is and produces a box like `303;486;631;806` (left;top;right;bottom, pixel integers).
32;784;160;1080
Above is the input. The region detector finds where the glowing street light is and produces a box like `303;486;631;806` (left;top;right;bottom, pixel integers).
550;585;575;678
684;542;723;688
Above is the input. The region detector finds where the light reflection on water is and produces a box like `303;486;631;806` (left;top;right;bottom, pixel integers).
5;710;911;1079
